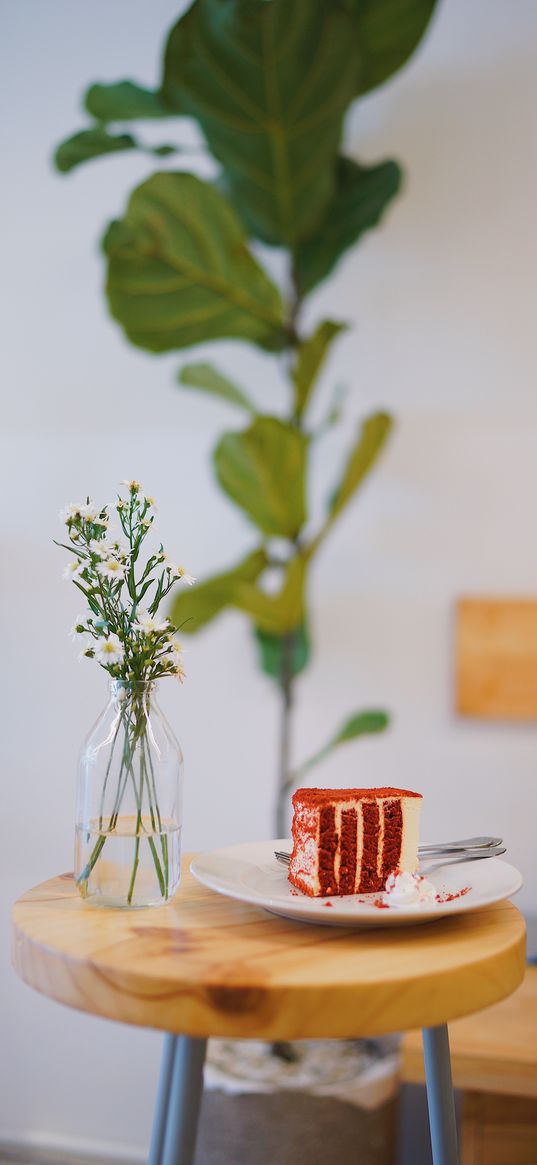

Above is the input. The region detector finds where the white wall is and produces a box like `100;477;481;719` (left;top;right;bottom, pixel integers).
2;0;537;1156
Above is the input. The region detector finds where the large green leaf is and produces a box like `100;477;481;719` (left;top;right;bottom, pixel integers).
333;709;390;743
54;128;139;173
328;411;393;525
103;172;287;353
233;555;307;634
307;411;393;556
214;417;307;538
292;320;347;419
54;126;178;174
178;362;256;414
348;0;438;96
253;620;310;683
297;708;389;776
170;548;306;637
170;547;267;633
294;156;402;294
161;0;360;246
85;80;175;121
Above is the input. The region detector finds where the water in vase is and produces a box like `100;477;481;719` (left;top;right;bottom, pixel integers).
75;815;181;907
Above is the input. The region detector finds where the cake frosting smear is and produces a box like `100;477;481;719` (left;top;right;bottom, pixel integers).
383;870;436;906
289;786;422;898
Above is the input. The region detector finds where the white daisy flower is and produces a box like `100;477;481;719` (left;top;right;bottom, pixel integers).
141;517;153;530
135;611;169;634
95;634;124;665
167;658;186;682
110;542;130;562
88;539;106;557
163;639;184;668
175;565;196;586
93;514;109;529
143;495;157;510
77;640;95;662
90;537;127;559
120;479;142;494
63;560;85;581
80;500;99;522
60;502;84;524
162;559;184;576
70;616;87;640
98;558;125;582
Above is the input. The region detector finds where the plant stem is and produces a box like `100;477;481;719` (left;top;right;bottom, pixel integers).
274;269;303;837
276;629;295;838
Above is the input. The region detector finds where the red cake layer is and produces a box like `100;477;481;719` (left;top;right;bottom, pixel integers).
360;800;381;892
295;787;421;806
289;787;421;898
339;807;357;895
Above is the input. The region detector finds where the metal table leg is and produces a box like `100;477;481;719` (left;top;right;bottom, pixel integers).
156;1035;207;1165
149;1034;177;1165
422;1025;459;1165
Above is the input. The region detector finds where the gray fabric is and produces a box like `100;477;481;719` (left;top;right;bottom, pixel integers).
195;1090;396;1165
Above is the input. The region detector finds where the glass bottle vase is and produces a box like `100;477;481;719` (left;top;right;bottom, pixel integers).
75;679;183;907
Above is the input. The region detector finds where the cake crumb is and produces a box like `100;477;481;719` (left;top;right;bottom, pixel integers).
435;886;470;903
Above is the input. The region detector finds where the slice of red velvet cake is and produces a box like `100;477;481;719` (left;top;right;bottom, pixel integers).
289;787;422;897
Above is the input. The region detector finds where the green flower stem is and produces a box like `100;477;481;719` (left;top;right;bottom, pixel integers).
122;702;166;903
127;836;141;903
127;755;144;905
143;733;169;898
76;739;130;888
147;836;166;898
77;715;132;885
77;833;107;893
98;712;124;829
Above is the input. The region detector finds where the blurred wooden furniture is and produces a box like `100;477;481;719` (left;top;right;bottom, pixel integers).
12;863;525;1165
456;597;537;719
401;967;537;1164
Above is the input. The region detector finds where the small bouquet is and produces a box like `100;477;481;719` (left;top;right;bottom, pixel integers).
59;479;193;682
57;480;193;907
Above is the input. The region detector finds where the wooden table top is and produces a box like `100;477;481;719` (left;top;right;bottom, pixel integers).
11;860;526;1040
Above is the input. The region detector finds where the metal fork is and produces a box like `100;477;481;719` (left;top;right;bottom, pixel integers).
274;835;504;867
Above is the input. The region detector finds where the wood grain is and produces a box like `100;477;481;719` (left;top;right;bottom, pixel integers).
401;967;537;1099
11;861;525;1040
461;1092;537;1165
456;598;537;719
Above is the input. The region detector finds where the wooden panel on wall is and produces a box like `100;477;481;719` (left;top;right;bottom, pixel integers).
456;598;537;720
461;1092;537;1165
401;967;537;1099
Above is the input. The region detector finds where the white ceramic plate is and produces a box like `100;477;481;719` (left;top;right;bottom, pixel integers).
190;840;523;928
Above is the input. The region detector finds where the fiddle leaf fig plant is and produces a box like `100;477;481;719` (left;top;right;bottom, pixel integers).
55;0;438;833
